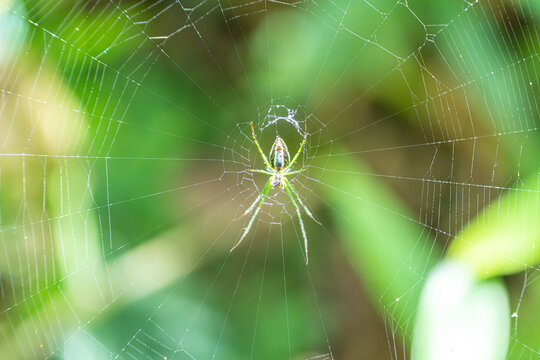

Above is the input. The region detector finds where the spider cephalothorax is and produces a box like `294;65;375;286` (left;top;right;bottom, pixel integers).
231;122;321;263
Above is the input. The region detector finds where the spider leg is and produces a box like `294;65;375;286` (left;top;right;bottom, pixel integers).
283;181;309;264
283;165;309;177
250;122;272;169
234;192;262;221
247;169;274;175
284;178;321;225
283;119;307;172
231;178;273;252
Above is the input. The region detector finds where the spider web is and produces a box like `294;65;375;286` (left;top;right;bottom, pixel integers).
0;0;539;359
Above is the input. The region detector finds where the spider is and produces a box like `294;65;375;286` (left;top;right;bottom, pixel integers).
231;121;321;263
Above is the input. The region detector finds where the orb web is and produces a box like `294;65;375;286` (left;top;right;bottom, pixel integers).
0;0;539;359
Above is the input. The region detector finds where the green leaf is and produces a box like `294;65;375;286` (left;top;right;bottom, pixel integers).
321;148;439;338
448;172;540;278
412;261;510;360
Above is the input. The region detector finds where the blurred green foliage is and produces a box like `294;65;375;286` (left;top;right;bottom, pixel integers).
1;0;540;359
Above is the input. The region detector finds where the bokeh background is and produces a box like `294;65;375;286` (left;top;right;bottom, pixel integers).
1;0;540;359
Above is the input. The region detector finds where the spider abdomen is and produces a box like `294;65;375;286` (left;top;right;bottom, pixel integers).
269;137;290;171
